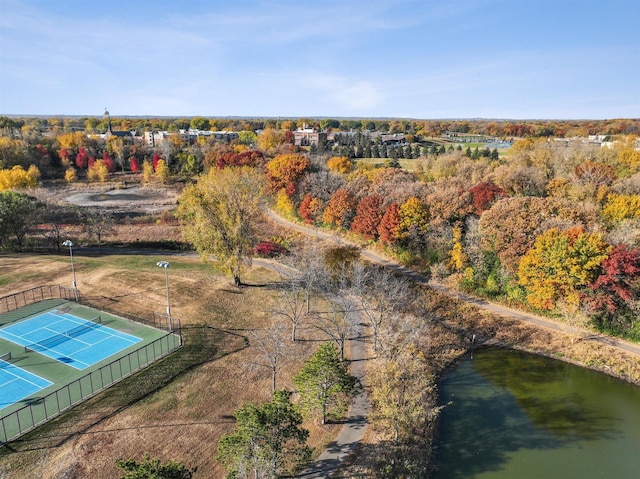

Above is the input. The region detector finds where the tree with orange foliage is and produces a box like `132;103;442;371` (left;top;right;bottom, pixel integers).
265;154;309;196
378;203;401;245
518;227;610;310
299;194;324;224
351;194;383;240
323;188;356;227
216;149;264;169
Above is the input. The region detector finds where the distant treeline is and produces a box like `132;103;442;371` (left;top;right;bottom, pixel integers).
1;115;639;138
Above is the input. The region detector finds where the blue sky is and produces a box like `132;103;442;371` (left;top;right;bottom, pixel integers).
0;0;638;119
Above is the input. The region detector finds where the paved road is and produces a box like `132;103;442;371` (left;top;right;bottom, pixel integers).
298;317;369;478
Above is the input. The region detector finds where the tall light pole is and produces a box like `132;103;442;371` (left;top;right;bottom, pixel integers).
156;261;172;330
62;240;78;301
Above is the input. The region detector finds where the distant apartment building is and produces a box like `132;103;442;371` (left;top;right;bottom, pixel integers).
294;128;327;146
143;129;238;147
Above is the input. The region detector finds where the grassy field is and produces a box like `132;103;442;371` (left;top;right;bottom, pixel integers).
0;253;339;479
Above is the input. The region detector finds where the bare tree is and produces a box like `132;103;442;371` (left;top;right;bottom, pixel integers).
270;273;308;342
286;242;328;313
351;265;409;354
248;321;295;393
313;290;357;361
82;209;115;254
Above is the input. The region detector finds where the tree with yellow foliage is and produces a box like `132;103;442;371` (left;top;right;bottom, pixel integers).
518;227;610;310
275;188;295;217
613;135;640;176
601;194;640;226
65;168;77;183
142;160;154;183
327;156;352;174
87;159;109;182
448;226;467;271
0;165;40;190
398;197;429;240
155;159;170;184
257;127;286;152
177;167;264;285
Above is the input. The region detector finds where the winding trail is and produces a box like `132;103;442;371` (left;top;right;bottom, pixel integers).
266;209;640;359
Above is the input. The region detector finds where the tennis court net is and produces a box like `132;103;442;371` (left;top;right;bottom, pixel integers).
24;316;102;353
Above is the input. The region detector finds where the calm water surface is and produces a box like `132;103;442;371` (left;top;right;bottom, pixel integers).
434;349;640;479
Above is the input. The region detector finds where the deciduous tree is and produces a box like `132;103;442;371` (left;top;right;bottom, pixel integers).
378;203;401;245
582;244;640;333
265;154;309;195
351;194;383;240
518;227;611;310
298;194;324;224
327;156;352;174
322;188;356;227
369;348;436;444
177;167;264;285
600;193;640;225
82;209;115;254
468;181;506;215
0;191;43;250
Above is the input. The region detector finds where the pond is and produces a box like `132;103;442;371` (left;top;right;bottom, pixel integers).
434;348;640;479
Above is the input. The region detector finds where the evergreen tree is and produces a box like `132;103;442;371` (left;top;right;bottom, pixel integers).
217;390;311;478
293;343;360;424
116;455;194;479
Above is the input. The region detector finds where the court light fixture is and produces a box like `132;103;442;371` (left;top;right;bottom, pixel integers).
156;261;172;330
62;240;78;301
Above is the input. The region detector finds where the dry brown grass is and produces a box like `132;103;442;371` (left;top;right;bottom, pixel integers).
0;254;339;479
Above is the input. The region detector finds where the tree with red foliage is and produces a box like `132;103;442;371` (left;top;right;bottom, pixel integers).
216;149;265;169
152;153;161;170
351;194;383;240
583;244;640;333
59;148;70;164
468;182;506;215
102;151;115;172
378;203;401;245
130;157;140;173
75;147;89;169
284;130;295;144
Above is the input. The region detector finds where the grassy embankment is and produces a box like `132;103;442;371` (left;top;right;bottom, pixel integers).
0;253;339;479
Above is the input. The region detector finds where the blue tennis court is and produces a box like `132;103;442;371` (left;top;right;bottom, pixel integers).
0;311;142;370
0;359;52;410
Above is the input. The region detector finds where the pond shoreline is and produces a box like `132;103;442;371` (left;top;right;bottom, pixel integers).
392;284;640;479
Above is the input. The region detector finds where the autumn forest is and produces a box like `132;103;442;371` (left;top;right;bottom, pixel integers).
1;115;640;342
